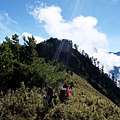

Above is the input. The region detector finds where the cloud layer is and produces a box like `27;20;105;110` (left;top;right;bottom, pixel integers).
29;4;120;75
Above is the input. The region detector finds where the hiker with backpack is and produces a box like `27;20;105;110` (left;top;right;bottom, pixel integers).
59;82;71;103
43;87;57;109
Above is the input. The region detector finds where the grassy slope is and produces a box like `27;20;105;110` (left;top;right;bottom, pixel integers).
0;72;120;120
44;73;120;120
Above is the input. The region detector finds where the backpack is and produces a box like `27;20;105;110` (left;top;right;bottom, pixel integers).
66;88;70;98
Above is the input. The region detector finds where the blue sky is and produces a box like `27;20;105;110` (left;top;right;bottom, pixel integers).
0;0;120;51
1;0;120;74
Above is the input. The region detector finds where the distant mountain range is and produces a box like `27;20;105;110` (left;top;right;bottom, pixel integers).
109;52;120;87
114;52;120;56
109;52;120;56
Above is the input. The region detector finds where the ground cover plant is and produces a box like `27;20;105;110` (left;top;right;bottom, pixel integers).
0;73;120;120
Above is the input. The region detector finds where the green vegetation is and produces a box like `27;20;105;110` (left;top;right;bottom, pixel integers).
0;74;120;119
37;37;120;106
0;34;120;119
44;74;120;120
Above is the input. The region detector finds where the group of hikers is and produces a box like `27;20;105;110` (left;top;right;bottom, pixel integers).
43;82;71;109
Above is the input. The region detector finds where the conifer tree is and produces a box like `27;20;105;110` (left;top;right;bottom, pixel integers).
0;41;14;91
11;34;21;60
23;35;38;65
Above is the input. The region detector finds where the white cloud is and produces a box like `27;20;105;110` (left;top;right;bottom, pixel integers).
2;12;17;25
29;4;120;73
92;51;120;73
22;32;44;43
0;12;17;42
0;22;12;35
29;5;108;54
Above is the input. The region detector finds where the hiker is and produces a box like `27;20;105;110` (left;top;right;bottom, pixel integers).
59;83;71;102
47;87;57;107
69;82;73;89
43;87;57;108
59;87;66;103
43;94;49;108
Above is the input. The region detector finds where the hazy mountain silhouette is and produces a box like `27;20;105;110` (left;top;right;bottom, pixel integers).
109;52;120;87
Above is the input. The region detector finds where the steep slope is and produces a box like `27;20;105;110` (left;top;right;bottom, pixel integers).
37;38;120;106
44;73;120;120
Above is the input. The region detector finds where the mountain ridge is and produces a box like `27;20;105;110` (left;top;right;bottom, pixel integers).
36;37;120;106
